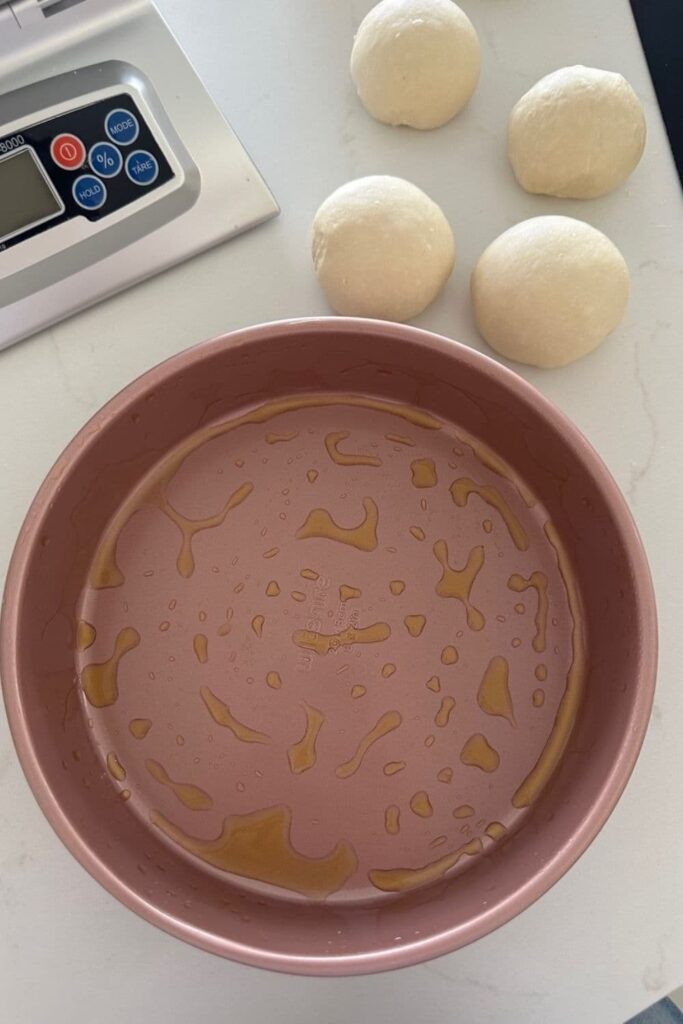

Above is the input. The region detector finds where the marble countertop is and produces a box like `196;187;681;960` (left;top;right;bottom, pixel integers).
0;1;681;1021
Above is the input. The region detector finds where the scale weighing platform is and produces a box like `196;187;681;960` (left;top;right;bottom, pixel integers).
0;0;279;351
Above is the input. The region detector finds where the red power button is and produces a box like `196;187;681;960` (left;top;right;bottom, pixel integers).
50;133;86;170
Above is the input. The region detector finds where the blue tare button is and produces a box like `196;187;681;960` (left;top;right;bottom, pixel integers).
125;150;159;187
105;108;139;146
72;174;107;211
88;141;123;178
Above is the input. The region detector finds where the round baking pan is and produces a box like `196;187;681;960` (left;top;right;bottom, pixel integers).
0;318;656;975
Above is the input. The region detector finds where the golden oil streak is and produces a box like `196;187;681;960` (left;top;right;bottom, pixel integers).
76;620;96;652
251;614;265;637
293;621;391;655
409;791;433;817
287;703;325;774
145;758;213;810
512;522;585;807
435;696;456;727
339;584;362;602
163;481;255;579
508;571;549;653
324;431;382;467
410;458;438;488
335;710;402;779
193;633;208;664
81;627;140;708
477;655;515;724
433;539;486;631
265;431;298;444
460;733;500;773
106;752;126;781
199;686;270;744
129;718;152;740
385;805;401;834
450;478;529;551
297;497;379;552
404;614;426;637
368;838;483;892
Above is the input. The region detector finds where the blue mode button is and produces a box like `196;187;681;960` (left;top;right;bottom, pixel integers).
105;108;139;146
72;174;107;211
125;150;159;187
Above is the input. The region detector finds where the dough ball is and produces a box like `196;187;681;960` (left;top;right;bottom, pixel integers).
471;216;629;368
350;0;481;129
312;176;455;321
508;65;646;198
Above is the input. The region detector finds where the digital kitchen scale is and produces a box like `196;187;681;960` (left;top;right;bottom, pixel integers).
0;0;279;351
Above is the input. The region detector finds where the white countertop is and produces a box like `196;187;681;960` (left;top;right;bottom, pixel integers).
1;1;682;1021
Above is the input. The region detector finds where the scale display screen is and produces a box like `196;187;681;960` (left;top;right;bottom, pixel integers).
0;148;63;242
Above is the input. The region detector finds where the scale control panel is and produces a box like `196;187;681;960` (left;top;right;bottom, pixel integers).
0;93;174;251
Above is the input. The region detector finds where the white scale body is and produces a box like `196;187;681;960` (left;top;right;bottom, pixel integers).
0;0;279;351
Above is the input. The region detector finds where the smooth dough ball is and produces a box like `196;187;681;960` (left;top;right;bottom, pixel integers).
471;216;629;368
350;0;481;129
508;65;646;198
312;176;455;321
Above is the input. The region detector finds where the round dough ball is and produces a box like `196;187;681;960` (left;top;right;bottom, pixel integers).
312;176;455;321
350;0;481;130
471;216;629;368
508;65;646;198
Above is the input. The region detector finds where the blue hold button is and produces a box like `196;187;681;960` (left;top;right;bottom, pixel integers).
72;174;107;211
125;150;159;187
105;108;139;146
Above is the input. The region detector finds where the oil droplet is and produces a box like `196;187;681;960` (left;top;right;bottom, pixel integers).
81;627;140;708
300;568;319;580
513;522;585;808
430;835;447;849
485;821;507;841
532;688;545;707
410;458;438;488
424;734;435;748
404;614;426;638
151;805;357;899
199;610;207;622
106;752;126;782
266;581;280;597
339;584;362;602
266;671;282;690
508;571;549;652
193;633;208;664
263;547;280;559
410;791;433;817
426;675;441;692
287;703;324;774
450;478;529;551
234;582;245;594
389;580;406;595
453;804;474;818
129;718;152;740
200;686;270;744
146;759;213;810
297;497;379;552
306;469;319;483
409;526;426;541
460;733;500;773
420;498;428;511
477;656;515;724
511;637;521;648
514;602;525;615
235;458;245;468
456;431;537;507
324;431;382;467
433;540;485;631
441;645;458;665
293;621;391;655
435;696;456;727
291;591;306;603
335;710;402;778
369;837;482;893
266;431;298;444
351;684;366;699
251;615;265;637
535;663;548;682
385;805;401;834
159;621;170;632
385;433;415;446
76;620;96;652
437;767;453;784
381;662;396;678
383;761;406;776
176;734;185;746
483;519;493;534
120;789;131;802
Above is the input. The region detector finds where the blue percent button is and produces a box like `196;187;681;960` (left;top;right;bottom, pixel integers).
125;150;159;187
88;141;122;179
72;174;107;211
105;108;139;146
